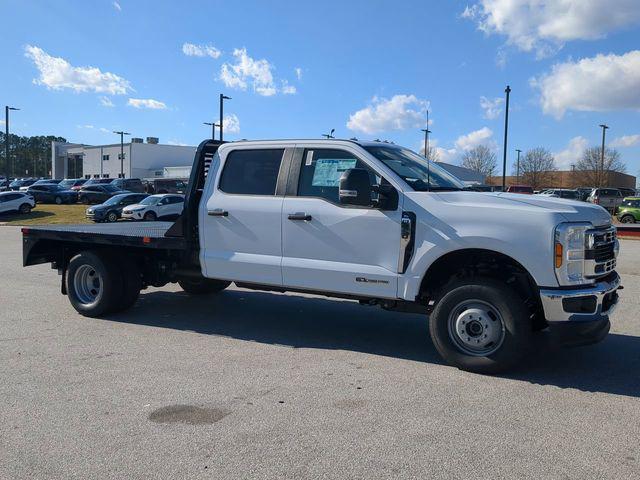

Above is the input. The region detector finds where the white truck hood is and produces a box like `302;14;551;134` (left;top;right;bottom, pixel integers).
435;191;612;227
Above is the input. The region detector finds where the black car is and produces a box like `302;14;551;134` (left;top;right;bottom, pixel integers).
111;178;145;193
59;178;88;191
84;178;115;187
9;178;36;191
78;184;129;204
31;179;63;186
85;193;149;222
26;184;78;204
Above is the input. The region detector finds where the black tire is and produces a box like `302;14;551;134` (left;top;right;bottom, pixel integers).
111;259;142;313
178;278;230;295
143;211;157;221
54;196;63;205
106;211;118;222
66;251;123;317
429;277;531;374
18;203;32;214
621;215;635;224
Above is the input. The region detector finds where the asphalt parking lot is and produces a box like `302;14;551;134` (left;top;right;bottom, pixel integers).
1;226;639;479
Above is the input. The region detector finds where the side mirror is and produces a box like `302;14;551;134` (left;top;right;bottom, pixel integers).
339;168;372;206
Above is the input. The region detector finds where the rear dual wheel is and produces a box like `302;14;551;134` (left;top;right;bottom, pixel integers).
66;251;141;317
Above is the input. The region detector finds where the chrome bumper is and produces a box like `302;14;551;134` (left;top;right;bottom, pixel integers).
539;273;621;322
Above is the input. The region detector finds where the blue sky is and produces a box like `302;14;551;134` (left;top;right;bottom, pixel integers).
2;0;640;177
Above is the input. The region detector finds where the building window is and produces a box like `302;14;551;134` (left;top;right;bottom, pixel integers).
84;175;91;179
118;173;125;178
93;174;100;178
118;153;126;160
102;174;110;178
102;154;110;161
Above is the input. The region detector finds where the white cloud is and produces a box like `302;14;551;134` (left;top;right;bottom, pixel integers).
167;140;189;146
182;42;221;59
127;98;167;110
24;45;132;95
77;124;95;129
112;1;121;11
463;0;640;58
219;48;277;96
99;127;111;133
610;134;640;148
346;94;427;134
435;146;458;163
454;127;495;151
223;113;240;134
281;80;296;95
531;50;640;119
480;96;504;119
295;67;302;80
99;96;114;107
553;136;589;170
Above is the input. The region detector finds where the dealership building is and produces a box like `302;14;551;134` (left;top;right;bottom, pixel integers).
51;137;196;180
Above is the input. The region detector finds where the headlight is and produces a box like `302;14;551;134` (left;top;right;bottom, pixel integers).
554;222;593;286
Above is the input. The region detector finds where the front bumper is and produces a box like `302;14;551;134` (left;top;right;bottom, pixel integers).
539;273;621;346
122;210;144;220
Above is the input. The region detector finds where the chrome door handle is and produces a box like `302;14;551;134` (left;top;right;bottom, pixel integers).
208;208;228;217
288;212;312;221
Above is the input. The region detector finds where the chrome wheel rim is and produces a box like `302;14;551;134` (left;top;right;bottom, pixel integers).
108;212;117;222
73;264;102;306
448;299;505;356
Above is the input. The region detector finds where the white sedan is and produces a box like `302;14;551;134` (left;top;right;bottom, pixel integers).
0;191;35;214
121;194;184;221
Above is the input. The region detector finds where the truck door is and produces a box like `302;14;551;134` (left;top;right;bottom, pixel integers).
200;148;288;286
281;147;402;299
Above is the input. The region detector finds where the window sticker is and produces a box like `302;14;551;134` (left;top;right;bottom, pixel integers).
311;158;357;187
305;150;314;166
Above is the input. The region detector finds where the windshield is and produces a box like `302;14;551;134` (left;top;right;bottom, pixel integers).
59;179;77;187
103;194;130;206
104;184;120;192
140;196;161;205
364;146;465;191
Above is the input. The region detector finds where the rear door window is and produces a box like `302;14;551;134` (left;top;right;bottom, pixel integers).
219;149;284;196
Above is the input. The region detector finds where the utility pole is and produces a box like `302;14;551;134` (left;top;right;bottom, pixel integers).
599;124;609;188
502;86;511;191
203;122;220;140
321;128;335;139
5;106;19;178
515;149;522;183
219;94;231;141
113;130;130;178
421;110;432;187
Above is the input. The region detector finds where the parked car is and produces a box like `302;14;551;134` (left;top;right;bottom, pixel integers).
506;185;533;194
576;187;593;201
0;179;10;192
121;193;184;221
143;178;187;194
615;197;640;223
86;193;149;222
58;178;88;191
26;184;79;204
9;178;36;191
619;187;637;198
0;191;35;214
538;189;580;200
110;178;145;193
587;188;623;212
83;178;115;187
78;184;129;204
22;139;620;375
31;179;62;186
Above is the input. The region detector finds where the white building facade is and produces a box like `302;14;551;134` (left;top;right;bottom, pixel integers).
52;140;196;180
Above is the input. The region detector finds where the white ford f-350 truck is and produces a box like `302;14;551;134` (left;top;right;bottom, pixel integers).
22;139;621;373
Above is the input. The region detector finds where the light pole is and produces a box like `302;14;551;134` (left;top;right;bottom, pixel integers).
113;131;130;178
515;148;522;183
4;106;19;178
219;94;231;141
321;128;335;139
502;85;511;191
599;124;609;187
203;122;220;140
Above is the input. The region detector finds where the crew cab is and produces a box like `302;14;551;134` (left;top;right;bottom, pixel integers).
21;139;621;373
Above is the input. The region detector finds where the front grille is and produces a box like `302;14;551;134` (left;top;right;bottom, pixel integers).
585;226;617;278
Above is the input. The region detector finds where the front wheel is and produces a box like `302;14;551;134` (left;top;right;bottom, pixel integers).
429;277;531;374
106;211;118;222
143;211;157;221
54;196;63;205
178;278;231;295
620;215;635;224
18;203;32;214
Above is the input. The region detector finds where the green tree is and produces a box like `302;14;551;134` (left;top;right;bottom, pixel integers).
0;133;67;178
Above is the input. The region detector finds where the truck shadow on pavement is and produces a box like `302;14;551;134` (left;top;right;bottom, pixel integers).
106;289;640;398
